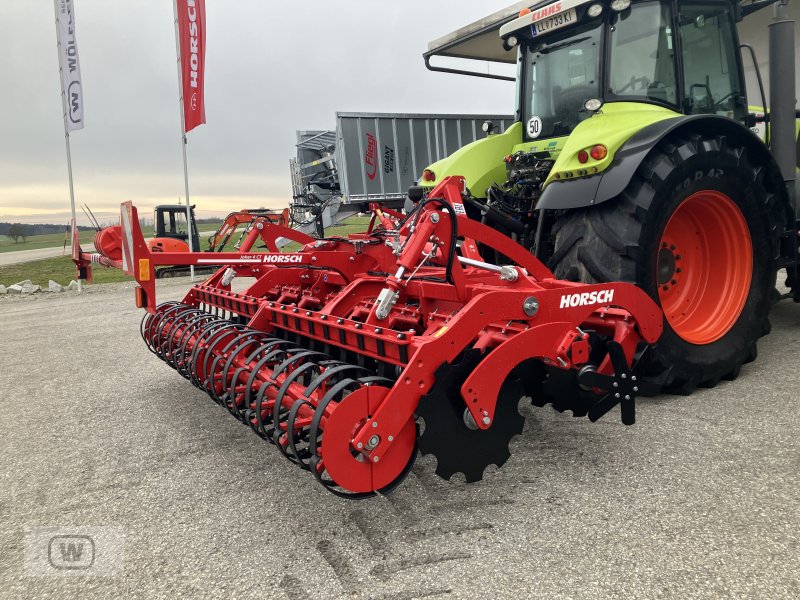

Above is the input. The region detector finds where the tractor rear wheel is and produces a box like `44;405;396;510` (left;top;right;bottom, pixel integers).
549;134;783;392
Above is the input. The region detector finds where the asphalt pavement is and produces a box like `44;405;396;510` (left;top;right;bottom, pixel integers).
0;231;215;267
0;281;798;599
0;245;92;267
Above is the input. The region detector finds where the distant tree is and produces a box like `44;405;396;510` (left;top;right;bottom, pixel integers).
8;223;25;243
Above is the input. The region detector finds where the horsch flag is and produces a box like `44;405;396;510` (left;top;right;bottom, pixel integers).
55;0;84;131
177;0;206;132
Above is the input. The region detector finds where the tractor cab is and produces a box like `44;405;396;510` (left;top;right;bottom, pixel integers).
151;204;201;253
500;0;748;140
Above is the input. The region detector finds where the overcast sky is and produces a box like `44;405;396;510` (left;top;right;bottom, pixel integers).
0;1;515;225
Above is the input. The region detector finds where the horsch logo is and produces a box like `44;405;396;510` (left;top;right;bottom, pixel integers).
262;254;303;264
560;289;615;309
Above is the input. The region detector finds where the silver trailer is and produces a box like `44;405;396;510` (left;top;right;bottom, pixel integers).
290;112;514;233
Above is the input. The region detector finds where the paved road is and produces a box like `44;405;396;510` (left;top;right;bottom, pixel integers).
0;282;798;599
0;245;92;267
0;231;216;267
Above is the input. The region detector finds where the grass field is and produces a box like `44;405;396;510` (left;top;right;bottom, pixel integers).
0;223;223;254
0;230;93;253
0;216;373;287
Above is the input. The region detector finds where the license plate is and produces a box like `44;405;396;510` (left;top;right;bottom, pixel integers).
532;8;577;36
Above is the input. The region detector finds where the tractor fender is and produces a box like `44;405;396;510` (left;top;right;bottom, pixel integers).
537;114;791;219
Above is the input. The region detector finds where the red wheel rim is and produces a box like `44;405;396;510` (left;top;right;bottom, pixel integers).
657;190;752;345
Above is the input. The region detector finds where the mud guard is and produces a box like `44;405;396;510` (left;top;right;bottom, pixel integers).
536;114;791;218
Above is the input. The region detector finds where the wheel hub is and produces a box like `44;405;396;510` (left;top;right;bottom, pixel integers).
320;386;417;494
656;245;677;286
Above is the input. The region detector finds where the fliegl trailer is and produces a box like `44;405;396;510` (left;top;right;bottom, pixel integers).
75;0;798;497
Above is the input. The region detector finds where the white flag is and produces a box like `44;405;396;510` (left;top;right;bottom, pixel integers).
55;0;84;131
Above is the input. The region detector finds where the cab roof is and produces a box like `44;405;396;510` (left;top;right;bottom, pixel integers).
424;1;543;67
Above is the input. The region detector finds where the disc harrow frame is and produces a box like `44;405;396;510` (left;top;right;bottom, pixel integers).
83;176;664;496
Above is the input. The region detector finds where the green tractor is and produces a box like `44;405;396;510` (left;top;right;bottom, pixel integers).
417;0;798;393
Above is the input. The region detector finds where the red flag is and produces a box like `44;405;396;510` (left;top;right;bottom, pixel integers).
176;0;206;132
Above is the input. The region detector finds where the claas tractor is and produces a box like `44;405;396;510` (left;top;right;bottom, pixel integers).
75;0;797;497
421;0;798;393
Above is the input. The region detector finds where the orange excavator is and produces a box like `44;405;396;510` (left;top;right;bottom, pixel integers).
86;204;289;280
146;204;289;277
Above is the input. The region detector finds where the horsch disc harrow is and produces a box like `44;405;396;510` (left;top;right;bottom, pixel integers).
75;176;663;497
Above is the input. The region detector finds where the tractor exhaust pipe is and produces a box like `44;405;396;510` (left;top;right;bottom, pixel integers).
769;0;797;217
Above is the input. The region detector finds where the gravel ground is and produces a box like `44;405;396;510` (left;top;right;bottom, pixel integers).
0;281;798;599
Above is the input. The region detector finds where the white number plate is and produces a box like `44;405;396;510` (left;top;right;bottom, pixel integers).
532;8;577;36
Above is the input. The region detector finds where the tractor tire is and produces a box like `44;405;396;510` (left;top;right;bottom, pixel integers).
549;133;784;393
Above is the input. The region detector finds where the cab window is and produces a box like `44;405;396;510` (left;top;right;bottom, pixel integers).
608;1;678;106
679;1;746;119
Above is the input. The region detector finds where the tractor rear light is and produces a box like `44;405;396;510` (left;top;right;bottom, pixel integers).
590;145;608;160
611;0;631;11
422;169;436;182
587;3;603;17
504;155;514;163
578;150;589;163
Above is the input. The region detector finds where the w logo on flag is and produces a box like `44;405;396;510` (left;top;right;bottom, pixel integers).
67;81;83;126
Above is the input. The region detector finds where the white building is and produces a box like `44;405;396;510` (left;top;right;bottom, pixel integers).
738;3;799;106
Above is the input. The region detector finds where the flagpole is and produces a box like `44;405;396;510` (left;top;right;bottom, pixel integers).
172;0;195;281
53;1;78;255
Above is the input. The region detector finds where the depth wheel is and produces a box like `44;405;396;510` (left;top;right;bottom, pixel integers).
550;133;784;392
